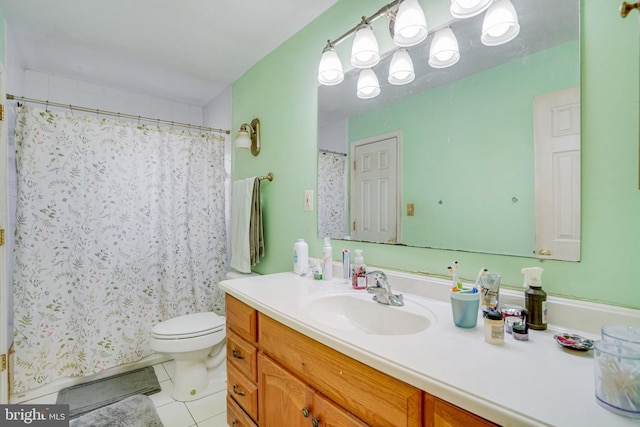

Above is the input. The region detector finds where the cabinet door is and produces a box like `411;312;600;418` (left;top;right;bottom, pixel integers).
258;353;314;427
314;392;369;427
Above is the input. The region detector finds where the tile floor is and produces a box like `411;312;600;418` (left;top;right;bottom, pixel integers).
24;360;228;427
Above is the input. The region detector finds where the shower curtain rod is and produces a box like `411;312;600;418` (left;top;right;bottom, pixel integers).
6;94;231;135
319;148;347;156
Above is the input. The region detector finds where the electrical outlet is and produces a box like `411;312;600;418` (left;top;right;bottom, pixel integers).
304;190;314;211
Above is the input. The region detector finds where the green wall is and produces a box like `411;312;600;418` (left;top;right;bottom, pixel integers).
349;41;579;257
233;0;640;309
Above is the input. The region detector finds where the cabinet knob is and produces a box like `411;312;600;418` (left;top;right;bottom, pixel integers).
302;407;310;418
232;384;245;396
538;248;551;256
232;349;244;359
311;416;321;427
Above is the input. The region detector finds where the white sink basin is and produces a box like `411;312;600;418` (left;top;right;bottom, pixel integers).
302;291;435;335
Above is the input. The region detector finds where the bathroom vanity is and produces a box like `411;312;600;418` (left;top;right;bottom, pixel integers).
221;270;640;426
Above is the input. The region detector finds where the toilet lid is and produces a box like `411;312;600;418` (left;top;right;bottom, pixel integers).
152;312;225;339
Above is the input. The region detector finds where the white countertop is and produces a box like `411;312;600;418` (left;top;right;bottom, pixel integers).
220;269;640;427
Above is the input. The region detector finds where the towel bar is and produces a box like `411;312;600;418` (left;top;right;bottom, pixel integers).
259;173;274;181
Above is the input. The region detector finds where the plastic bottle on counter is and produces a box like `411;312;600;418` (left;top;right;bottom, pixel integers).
484;308;504;345
351;249;367;289
522;267;547;330
313;260;323;280
293;238;308;276
322;237;333;281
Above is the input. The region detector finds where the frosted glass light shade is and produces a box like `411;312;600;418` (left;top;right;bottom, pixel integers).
450;0;492;18
357;68;380;99
351;23;380;68
235;130;251;149
429;28;460;68
318;46;344;85
393;0;428;47
388;49;415;85
481;0;520;46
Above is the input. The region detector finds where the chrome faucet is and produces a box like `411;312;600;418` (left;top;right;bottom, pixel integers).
366;271;404;306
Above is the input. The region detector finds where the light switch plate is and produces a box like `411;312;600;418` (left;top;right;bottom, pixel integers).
304;190;314;211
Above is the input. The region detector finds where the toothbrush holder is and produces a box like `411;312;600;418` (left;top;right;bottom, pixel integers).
450;290;481;328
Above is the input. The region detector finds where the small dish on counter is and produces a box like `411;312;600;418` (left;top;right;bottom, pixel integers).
554;333;595;351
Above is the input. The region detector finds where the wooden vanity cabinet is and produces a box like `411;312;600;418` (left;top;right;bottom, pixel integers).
258;313;421;427
225;294;497;427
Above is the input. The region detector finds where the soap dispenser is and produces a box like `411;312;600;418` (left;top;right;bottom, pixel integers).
522;267;547;330
351;250;367;289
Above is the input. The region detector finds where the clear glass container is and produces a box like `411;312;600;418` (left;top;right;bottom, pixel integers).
593;340;640;418
602;325;640;347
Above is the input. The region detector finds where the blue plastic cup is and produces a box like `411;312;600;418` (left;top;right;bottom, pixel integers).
450;290;481;328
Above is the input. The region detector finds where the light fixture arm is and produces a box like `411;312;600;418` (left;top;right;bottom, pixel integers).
326;1;400;49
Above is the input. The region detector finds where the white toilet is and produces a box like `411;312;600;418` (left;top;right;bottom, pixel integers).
150;271;258;401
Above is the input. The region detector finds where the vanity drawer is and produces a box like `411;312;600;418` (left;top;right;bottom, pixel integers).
258;313;421;427
226;294;258;343
227;328;258;382
227;394;258;427
227;362;259;423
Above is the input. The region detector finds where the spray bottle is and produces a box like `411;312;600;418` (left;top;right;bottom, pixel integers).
522;267;547;330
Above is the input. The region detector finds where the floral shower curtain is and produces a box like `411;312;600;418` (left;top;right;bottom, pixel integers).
12;106;227;393
318;151;347;239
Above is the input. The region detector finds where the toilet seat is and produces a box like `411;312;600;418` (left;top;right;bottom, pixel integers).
152;312;225;340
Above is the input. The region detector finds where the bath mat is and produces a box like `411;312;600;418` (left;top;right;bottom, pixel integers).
69;394;163;427
57;366;161;419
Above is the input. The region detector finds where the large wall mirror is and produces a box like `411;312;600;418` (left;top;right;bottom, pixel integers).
317;0;581;261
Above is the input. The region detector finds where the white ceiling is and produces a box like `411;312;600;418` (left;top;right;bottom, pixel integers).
0;0;338;106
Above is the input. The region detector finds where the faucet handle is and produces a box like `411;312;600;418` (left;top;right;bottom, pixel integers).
365;270;388;288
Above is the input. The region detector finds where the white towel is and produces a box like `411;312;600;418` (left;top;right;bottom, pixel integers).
231;177;256;273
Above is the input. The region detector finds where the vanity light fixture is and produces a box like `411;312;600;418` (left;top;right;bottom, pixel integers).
351;18;380;68
318;41;344;85
235;118;261;156
450;0;493;19
429;27;460;68
388;48;415;85
393;0;428;47
357;68;381;99
481;0;520;46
